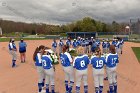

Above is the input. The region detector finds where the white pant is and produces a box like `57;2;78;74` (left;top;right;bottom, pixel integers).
9;50;17;60
44;68;55;85
106;67;117;84
75;69;88;87
93;68;104;87
63;66;74;82
37;66;45;83
116;48;120;54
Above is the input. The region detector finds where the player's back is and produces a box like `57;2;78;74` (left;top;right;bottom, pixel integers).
73;54;89;70
60;52;72;67
91;55;106;69
106;53;119;68
35;52;42;66
42;55;53;69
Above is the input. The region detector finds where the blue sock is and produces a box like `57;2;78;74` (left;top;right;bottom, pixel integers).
95;87;99;93
99;86;103;93
46;84;49;93
84;85;88;93
38;83;42;92
114;83;117;93
76;86;80;93
42;79;45;87
12;60;15;67
65;80;69;91
51;85;55;93
109;84;113;93
69;81;74;92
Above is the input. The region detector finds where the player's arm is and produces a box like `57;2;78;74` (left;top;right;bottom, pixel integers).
10;43;17;51
67;53;73;64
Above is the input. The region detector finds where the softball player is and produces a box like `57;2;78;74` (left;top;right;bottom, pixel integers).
73;47;90;93
66;38;72;51
52;39;57;54
91;40;98;53
102;39;106;54
72;39;78;49
42;49;55;93
9;38;17;68
60;45;74;93
33;45;45;93
112;39;116;46
106;40;111;53
119;38;124;54
96;38;101;47
89;37;93;53
85;38;90;54
115;39;121;54
59;38;64;54
106;45;119;93
19;39;27;63
76;37;81;46
91;47;106;93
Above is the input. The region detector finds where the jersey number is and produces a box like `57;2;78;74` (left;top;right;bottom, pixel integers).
60;57;65;64
80;60;85;67
111;58;117;65
42;60;47;67
96;60;103;67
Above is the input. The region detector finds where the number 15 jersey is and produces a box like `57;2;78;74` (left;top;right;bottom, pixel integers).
90;55;106;69
73;54;90;70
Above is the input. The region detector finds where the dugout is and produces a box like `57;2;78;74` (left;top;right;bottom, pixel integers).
67;32;96;39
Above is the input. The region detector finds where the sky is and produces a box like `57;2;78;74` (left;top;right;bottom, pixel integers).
0;0;140;24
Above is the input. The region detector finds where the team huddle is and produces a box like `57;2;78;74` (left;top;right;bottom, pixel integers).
33;37;124;93
7;37;124;93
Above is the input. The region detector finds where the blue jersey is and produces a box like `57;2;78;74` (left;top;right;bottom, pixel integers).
112;41;116;46
91;56;106;69
91;42;97;51
35;52;42;66
120;40;124;45
66;40;71;46
73;54;89;70
81;41;86;47
77;40;81;46
59;41;64;47
42;55;53;69
116;41;121;48
60;52;72;67
9;42;16;50
106;42;110;48
85;40;89;46
96;40;100;46
102;42;106;48
73;41;78;48
19;42;27;51
52;42;57;48
106;53;119;68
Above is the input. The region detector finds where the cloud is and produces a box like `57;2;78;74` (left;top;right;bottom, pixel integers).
0;0;140;24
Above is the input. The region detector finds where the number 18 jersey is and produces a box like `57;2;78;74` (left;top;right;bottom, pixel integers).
90;55;106;69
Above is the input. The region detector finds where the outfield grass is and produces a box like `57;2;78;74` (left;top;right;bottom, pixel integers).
132;47;140;62
0;38;47;42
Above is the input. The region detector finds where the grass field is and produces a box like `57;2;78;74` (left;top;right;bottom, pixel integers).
132;47;140;62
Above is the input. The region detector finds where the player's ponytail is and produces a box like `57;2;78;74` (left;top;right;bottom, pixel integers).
95;47;101;57
33;45;45;61
62;45;68;53
109;45;116;54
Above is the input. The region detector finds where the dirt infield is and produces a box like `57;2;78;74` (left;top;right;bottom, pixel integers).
0;40;140;93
